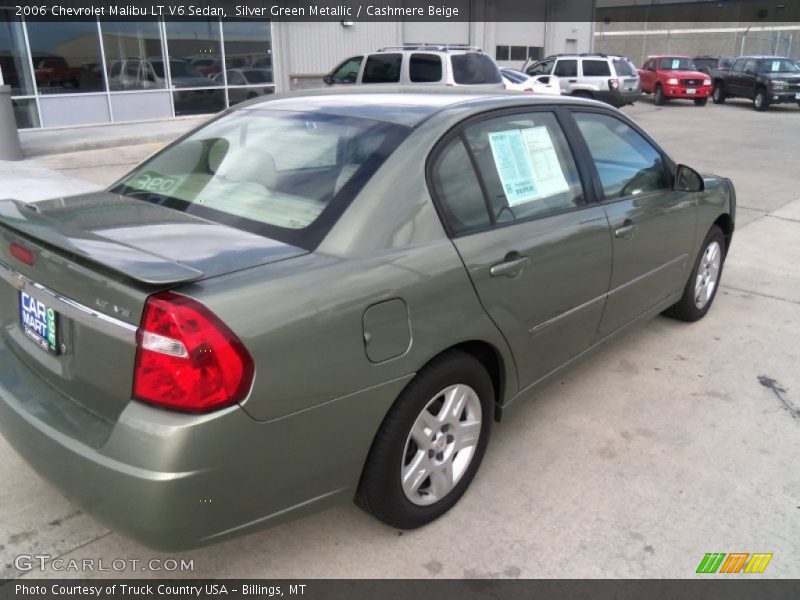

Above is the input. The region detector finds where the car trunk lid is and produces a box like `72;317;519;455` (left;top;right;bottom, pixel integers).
0;192;307;422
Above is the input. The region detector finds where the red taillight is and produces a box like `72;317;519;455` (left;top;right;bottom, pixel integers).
133;292;254;413
524;88;534;93
10;243;34;266
608;78;620;90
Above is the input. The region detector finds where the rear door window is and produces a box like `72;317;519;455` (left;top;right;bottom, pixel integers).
363;53;402;84
450;53;502;84
554;60;578;78
409;53;443;82
582;60;611;77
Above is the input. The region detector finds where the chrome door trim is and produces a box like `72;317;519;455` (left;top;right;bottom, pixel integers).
0;260;138;344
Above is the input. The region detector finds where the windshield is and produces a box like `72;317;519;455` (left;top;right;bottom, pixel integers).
658;57;697;71
758;59;799;73
451;53;502;84
110;110;410;249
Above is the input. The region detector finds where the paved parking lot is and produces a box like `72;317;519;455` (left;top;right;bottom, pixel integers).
2;97;799;579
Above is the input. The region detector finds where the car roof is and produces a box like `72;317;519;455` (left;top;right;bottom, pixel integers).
238;86;599;127
647;55;691;59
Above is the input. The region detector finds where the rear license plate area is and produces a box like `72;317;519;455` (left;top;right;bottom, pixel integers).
19;291;60;355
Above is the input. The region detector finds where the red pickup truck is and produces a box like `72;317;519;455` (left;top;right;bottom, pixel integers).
638;55;712;106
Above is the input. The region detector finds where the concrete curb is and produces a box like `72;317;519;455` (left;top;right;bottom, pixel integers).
19;116;209;158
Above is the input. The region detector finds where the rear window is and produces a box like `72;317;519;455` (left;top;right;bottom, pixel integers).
554;60;577;78
582;60;611;77
450;53;502;84
409;53;442;83
363;53;402;83
612;58;636;76
110;110;409;250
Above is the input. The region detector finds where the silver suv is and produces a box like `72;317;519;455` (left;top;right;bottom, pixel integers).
524;54;640;107
324;45;504;89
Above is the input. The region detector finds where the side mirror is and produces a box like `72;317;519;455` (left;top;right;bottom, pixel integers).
675;164;704;192
323;74;333;85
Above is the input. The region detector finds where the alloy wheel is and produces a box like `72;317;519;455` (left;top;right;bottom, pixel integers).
694;240;722;309
401;384;482;506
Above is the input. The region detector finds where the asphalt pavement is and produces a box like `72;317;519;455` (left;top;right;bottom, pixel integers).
1;97;798;579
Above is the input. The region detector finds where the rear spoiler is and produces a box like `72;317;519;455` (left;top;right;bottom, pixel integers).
0;199;203;285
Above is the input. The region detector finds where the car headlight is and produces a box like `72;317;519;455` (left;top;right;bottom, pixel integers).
702;79;711;86
667;78;679;85
771;79;787;88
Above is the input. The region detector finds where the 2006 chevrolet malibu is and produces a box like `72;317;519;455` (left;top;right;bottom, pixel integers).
0;89;735;550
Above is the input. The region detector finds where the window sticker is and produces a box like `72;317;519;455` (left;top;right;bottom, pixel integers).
488;130;538;206
488;126;570;207
520;127;570;199
771;60;781;72
671;59;680;69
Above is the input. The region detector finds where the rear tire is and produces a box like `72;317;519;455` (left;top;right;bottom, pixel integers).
712;83;726;104
664;225;726;322
754;88;769;111
694;97;708;106
654;84;666;105
356;350;493;529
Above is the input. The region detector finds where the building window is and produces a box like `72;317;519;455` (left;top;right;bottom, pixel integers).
102;22;166;91
221;19;275;106
0;11;35;96
25;20;106;94
165;19;224;115
495;45;544;63
12;98;39;128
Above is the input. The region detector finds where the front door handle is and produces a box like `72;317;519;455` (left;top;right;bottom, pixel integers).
490;256;531;278
614;220;636;240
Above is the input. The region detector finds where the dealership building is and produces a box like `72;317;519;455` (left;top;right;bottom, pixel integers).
0;4;594;130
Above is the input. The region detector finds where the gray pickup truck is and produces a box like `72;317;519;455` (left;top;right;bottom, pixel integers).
712;55;800;111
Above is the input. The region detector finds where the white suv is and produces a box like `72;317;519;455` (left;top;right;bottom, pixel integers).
524;54;640;107
324;45;504;89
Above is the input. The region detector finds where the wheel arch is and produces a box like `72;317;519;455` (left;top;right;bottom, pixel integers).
713;213;734;252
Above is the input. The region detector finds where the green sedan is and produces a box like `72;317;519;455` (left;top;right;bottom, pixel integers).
0;89;735;550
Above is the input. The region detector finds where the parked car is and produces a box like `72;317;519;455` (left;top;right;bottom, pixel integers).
638;56;712;106
500;67;561;95
0;89;735;550
324;45;504;89
213;69;274;104
189;56;222;78
523;53;640;107
693;55;735;79
712;55;800;110
32;55;82;89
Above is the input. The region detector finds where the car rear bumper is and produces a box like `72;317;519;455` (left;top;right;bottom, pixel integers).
663;85;712;99
596;89;641;107
0;340;410;550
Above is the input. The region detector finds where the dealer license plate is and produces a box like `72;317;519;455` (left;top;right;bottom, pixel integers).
795;93;800;100
19;291;59;355
686;88;696;94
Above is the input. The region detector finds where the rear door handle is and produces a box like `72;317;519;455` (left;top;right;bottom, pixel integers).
490;256;531;278
614;220;636;240
568;79;577;83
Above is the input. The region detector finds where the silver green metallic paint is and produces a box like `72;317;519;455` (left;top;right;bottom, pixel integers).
0;89;735;550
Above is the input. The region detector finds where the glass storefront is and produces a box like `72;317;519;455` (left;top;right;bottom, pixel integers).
0;15;275;128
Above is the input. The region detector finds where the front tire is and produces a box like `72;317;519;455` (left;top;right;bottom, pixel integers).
712;83;726;104
654;84;666;105
356;350;493;529
754;88;769;111
664;225;726;322
694;97;708;106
